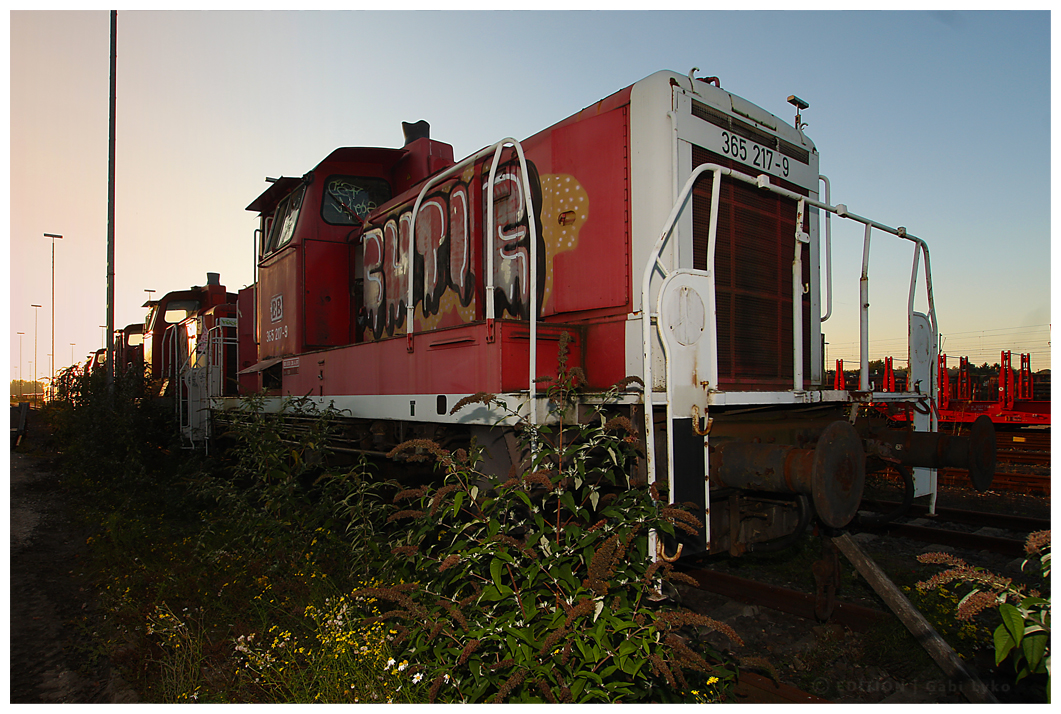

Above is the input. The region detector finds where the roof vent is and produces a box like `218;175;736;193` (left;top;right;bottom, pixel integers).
207;272;220;286
402;120;430;146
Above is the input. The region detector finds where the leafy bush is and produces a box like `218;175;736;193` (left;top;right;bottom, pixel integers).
51;337;745;703
208;394;397;579
54;379;410;702
355;357;743;702
917;531;1051;700
47;362;176;482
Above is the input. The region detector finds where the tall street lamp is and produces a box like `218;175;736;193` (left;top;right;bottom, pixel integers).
17;332;24;399
44;233;63;390
31;304;41;406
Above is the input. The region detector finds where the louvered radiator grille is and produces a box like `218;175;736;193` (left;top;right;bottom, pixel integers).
691;145;812;390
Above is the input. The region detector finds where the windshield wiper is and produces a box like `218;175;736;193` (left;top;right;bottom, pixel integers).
328;189;366;227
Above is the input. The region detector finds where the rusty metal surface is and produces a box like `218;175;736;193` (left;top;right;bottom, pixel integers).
862;414;997;492
710;440;814;494
811;420;866;528
709;420;866;529
967;414;997;491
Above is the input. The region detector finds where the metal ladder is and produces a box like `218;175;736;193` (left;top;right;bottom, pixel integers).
176;324;235;451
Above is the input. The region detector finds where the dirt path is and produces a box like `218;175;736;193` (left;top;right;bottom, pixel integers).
9;436;138;703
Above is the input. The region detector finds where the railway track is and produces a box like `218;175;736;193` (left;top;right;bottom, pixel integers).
854;494;1048;557
733;671;829;703
859;499;1049;533
940;468;1050;495
995;431;1051;451
682;489;1050;703
858;522;1026;556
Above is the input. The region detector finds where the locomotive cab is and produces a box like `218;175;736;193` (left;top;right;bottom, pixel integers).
242;124;456;390
116;322;144;375
142;274;236;391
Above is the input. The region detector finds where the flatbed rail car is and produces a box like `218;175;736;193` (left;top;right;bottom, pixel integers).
937;351;1050;427
173;69;992;558
860;350;1051;428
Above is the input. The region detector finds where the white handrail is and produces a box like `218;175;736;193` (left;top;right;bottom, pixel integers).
406;138;539;423
640;162;729;497
640;163;938;494
819;175;833;323
793;198;807;392
758;180;938;393
860;222;873;390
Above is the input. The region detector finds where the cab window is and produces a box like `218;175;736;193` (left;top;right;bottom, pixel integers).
144;305;159;332
266;184;308;253
161;300;200;325
321;175;391;225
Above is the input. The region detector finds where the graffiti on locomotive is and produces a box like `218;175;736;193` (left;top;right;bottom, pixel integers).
362;160;545;340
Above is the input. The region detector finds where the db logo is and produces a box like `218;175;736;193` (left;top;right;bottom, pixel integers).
270;294;284;323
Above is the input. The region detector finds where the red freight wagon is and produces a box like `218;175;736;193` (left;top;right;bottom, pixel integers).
191;70;993;558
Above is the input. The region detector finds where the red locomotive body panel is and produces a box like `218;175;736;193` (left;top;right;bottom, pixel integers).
303;239;350;347
528;96;632;317
276;321;585;400
258;246;300;359
116;322;144;375
236;286;259;394
245;86;636;401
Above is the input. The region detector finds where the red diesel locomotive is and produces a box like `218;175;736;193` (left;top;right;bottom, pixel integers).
147;69;994;558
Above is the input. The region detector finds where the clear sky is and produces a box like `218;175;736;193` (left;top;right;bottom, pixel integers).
6;9;1053;387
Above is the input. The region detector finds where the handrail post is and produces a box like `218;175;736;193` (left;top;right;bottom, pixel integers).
859;222;872;391
640;163;727;506
793;198;807;392
819;175;833;323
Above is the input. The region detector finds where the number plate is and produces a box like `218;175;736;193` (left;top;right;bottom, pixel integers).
719;129;793;179
701;125;816;190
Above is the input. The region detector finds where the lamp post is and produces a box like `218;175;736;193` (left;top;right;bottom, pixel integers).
31;305;41;406
17;332;24;400
44;233;63;391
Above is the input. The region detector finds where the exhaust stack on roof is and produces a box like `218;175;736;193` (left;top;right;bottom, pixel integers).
402;120;430;146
